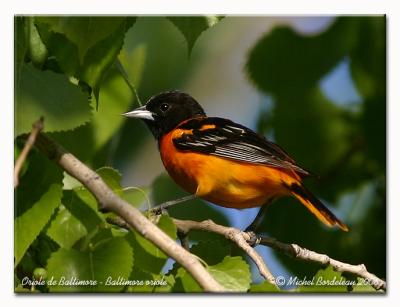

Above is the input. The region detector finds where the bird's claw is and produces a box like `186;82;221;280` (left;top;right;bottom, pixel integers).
245;231;261;247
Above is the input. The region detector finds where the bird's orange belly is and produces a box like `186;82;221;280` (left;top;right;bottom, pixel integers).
160;139;297;209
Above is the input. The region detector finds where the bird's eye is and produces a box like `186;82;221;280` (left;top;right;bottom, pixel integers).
160;103;170;112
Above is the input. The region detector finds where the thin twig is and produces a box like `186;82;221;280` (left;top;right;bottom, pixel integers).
172;218;276;284
169;217;386;291
107;215;386;291
259;236;386;291
149;195;197;215
14;117;44;188
34;131;224;292
107;216;130;230
114;58;143;106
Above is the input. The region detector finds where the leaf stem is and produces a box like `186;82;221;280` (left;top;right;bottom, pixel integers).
114;58;143;106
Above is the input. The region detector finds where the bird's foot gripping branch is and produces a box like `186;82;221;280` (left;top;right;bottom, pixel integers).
16;119;386;293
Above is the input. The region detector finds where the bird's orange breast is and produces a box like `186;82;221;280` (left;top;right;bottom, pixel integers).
159;129;300;209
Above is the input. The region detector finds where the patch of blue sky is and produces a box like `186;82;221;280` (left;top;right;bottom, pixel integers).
319;57;362;110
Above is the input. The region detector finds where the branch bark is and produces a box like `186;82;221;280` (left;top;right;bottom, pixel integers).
34;132;225;292
171;219;386;291
107;205;386;291
14;117;44;188
173;218;276;284
259;236;386;291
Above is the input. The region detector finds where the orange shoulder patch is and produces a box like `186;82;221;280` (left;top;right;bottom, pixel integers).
198;124;216;131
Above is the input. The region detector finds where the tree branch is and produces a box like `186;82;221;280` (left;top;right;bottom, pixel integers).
172;219;386;291
14;117;44;188
107;216;276;284
107;210;386;291
33;131;225;292
259;236;386;291
172;218;276;284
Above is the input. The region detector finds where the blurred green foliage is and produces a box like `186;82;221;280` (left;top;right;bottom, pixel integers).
246;17;386;282
14;16;385;293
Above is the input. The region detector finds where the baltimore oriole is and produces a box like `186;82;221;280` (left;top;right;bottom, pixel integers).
123;91;348;232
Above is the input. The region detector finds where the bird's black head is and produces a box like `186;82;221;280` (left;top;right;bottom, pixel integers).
123;91;206;139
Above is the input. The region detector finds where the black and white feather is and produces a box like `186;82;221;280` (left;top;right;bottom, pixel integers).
173;117;310;176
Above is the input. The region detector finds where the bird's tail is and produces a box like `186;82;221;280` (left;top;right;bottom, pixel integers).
288;183;349;232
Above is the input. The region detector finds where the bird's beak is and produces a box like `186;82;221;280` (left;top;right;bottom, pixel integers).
121;105;154;121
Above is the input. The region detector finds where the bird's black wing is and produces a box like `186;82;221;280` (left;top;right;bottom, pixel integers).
173;117;310;176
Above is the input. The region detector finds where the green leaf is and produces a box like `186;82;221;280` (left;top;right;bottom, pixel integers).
246;17;360;95
15;184;62;266
62;189;104;233
36;17;126;63
14;284;30;293
167;16;223;54
350;18;386;171
249;281;281;293
14;143;29;178
119;17;189;101
62;172;82;190
15;151;63;216
360;97;386;171
15;17;28;75
89;65;136;150
122;187;149;209
64;167;147;220
26;17;48;68
125;214;177;274
173;256;251;293
190;240;231;265
15;63;91;135
208;256;251;292
59;167;123;235
34;21;79;76
350;17;386;100
88;227;116;247
15;152;63;266
157;214;178;239
173;267;203;292
124;268;174;293
37;17;136;159
271;88;350;174
96;167;122;194
48;65;136;163
124;267;155;293
46;205;87;248
46;237;133;292
35;17;136;103
297;265;348;292
349;277;381;293
35;234;60;267
153;274;175;293
59;167;127;237
79;18;136;102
